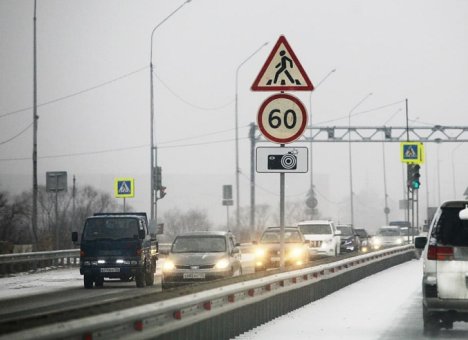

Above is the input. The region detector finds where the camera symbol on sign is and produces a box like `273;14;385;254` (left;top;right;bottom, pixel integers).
267;150;297;170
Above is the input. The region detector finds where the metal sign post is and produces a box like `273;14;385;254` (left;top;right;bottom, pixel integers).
252;35;314;269
46;171;68;250
222;185;234;231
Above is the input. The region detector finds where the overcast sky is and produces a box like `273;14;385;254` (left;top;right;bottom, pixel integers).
1;0;468;229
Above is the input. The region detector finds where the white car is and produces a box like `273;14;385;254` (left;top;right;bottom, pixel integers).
297;220;341;259
371;226;405;250
415;200;468;335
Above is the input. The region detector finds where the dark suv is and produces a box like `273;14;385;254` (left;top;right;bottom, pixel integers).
337;225;360;253
415;200;468;335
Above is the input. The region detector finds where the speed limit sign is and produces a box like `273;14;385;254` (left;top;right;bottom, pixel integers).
257;93;308;144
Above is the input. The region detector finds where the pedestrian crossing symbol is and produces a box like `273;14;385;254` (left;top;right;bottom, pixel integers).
251;35;314;92
114;178;135;198
400;142;424;164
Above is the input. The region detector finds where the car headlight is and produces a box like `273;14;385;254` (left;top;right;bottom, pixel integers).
396;238;403;245
373;238;381;245
255;247;265;257
163;260;176;272
290;247;304;258
215;258;230;270
321;239;332;248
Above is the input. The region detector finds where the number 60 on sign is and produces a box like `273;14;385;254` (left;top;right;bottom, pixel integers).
257;93;308;144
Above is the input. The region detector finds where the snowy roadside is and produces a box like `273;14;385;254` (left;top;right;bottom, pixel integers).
234;259;424;340
0;267;83;300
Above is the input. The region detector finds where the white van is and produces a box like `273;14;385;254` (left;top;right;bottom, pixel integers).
297;220;341;259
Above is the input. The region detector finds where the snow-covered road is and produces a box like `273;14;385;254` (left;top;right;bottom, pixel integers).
235;259;468;340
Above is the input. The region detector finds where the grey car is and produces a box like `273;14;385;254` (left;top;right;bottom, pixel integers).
162;231;242;288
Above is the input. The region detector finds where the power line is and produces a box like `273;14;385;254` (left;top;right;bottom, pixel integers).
1;66;235;120
315;100;405;126
159;124;249;145
0;134;250;162
0;66;149;119
156;74;234;111
0;122;33;145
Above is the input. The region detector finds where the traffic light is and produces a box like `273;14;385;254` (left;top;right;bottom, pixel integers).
155;166;162;190
407;164;421;190
159;186;167;199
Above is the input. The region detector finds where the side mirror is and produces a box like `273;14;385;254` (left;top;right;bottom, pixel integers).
138;229;146;239
252;240;258;245
304;239;310;244
72;232;78;243
459;207;468;220
232;247;240;254
335;230;342;236
414;236;427;249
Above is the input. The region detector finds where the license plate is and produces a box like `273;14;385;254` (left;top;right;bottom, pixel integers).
101;268;120;273
183;272;205;279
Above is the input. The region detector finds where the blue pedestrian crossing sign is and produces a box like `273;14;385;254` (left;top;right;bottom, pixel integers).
114;178;135;198
400;142;424;164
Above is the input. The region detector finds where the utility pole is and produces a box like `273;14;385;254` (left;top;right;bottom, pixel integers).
32;0;39;246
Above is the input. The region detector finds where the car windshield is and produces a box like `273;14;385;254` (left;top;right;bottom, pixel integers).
355;229;367;238
337;226;353;236
171;236;226;253
431;207;468;246
299;224;331;235
260;230;303;243
378;229;400;237
83;218;140;240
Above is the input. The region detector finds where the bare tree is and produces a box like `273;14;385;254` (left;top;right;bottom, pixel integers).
0;184;121;251
162;207;212;240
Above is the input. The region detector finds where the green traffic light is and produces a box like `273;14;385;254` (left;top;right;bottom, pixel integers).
412;181;421;189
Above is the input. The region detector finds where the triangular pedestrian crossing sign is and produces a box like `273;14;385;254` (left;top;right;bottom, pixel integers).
251;35;314;92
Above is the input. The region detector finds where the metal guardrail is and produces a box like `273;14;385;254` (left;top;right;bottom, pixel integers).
0;243;250;275
0;249;81;275
2;245;416;340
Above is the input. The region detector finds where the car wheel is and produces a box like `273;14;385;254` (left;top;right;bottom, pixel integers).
135;272;146;288
95;277;104;287
145;262;155;286
423;304;440;336
84;275;93;289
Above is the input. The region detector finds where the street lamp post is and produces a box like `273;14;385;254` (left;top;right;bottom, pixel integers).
348;93;373;226
451;143;463;198
308;69;336;219
235;42;268;229
149;0;191;222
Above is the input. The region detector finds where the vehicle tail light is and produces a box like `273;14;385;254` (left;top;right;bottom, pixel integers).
427;245;454;261
80;250;85;257
136;248;142;256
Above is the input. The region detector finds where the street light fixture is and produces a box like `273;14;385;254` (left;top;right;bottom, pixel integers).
235;42;268;229
348;92;373;226
149;0;191;222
